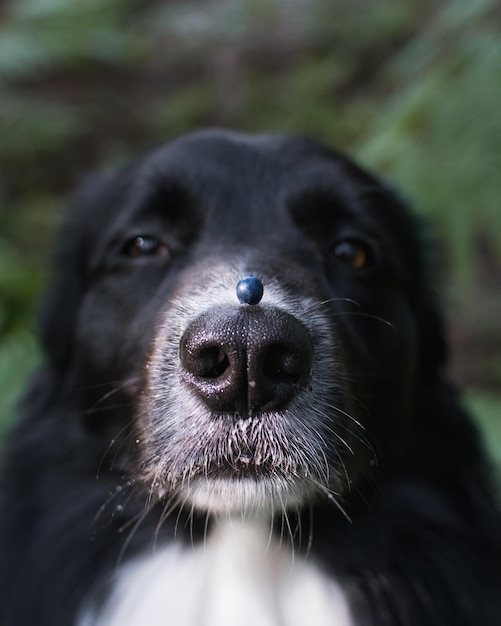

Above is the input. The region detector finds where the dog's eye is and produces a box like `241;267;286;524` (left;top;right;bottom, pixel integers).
333;239;372;269
124;236;169;258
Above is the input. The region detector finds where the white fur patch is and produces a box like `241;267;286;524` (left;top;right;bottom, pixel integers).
79;518;353;626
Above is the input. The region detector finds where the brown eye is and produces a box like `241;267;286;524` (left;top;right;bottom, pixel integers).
333;240;372;269
124;236;169;258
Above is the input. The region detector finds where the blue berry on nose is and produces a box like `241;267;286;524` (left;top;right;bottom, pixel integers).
236;276;264;305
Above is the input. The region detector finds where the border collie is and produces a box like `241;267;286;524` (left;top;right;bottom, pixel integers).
1;129;500;625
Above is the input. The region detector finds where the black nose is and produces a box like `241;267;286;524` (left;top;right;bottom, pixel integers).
179;306;313;416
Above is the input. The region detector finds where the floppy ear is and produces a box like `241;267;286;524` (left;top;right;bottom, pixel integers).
373;181;450;384
406;214;448;382
412;228;497;511
37;174;111;375
38;229;83;375
415;279;449;383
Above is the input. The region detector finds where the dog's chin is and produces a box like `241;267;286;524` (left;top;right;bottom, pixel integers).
139;405;342;516
177;474;314;516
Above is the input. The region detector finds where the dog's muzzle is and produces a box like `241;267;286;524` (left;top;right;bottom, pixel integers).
138;267;351;513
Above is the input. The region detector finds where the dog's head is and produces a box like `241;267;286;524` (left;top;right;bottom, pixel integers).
39;129;445;516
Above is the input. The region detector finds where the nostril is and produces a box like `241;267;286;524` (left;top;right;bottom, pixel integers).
198;346;230;379
262;343;308;383
180;335;231;380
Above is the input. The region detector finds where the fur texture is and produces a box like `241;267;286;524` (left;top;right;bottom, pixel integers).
1;129;500;625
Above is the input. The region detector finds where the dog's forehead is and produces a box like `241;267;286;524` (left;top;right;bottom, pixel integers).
144;129;361;188
73;130;418;272
125;130;386;230
157;128;328;161
134;131;413;237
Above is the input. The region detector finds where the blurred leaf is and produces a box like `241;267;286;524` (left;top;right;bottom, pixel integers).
358;2;501;294
0;333;40;438
1;97;83;156
467;391;501;467
0;0;145;81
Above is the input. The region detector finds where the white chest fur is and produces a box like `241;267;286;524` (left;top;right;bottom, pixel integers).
80;519;353;626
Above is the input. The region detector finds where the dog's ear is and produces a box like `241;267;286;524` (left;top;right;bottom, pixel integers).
373;182;450;384
415;279;448;383
413;228;497;509
408;216;448;383
37;175;111;375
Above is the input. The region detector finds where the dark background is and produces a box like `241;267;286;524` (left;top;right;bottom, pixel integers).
0;0;500;465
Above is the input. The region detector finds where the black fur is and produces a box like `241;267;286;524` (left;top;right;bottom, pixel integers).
1;129;500;625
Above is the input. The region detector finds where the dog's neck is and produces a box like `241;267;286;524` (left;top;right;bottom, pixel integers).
79;517;354;626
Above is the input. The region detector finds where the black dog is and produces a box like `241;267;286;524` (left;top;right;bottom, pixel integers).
1;129;500;625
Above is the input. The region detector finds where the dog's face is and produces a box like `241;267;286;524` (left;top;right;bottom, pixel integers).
44;130;426;516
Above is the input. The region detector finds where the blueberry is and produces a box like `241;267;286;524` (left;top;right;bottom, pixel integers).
236;276;264;305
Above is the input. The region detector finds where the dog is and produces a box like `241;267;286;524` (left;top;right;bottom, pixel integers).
1;129;500;625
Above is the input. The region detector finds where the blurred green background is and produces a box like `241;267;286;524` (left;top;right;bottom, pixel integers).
0;0;500;465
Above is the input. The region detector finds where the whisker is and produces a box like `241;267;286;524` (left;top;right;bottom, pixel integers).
203;511;211;551
153;494;179;550
264;503;276;558
85;377;141;414
307;477;353;525
173;494;191;540
116;498;156;566
278;493;295;567
331;311;396;331
92;480;132;527
186;501;197;549
72;378;139;392
324;403;365;430
317;297;361;308
294;505;303;553
304;297;396;331
324;490;352;524
96;420;138;479
305;504;314;558
319;402;378;463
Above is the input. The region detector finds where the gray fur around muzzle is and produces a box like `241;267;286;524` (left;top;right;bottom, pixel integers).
135;262;356;514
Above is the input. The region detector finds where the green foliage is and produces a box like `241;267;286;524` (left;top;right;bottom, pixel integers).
2;97;83;156
359;0;501;294
467;392;501;470
0;0;144;79
0;332;40;438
